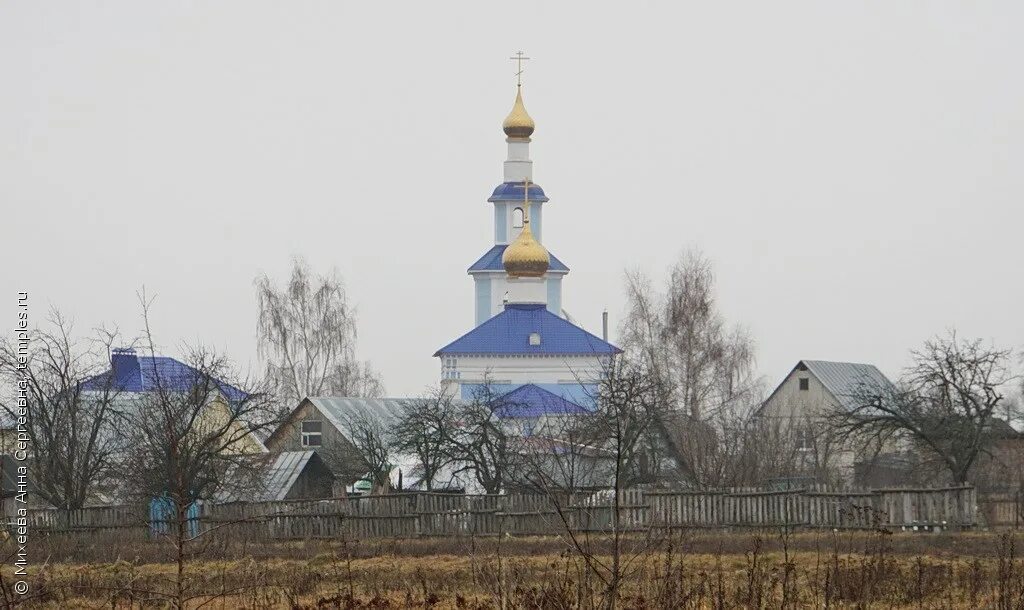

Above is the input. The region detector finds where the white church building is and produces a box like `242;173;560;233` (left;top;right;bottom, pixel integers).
434;81;620;412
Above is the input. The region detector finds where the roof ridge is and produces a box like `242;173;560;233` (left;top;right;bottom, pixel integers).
802;359;879;367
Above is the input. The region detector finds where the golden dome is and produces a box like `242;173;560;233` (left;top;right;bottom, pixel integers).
502;86;535;138
502;203;549;278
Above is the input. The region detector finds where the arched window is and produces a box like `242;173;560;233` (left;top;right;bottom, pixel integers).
512;207;524;229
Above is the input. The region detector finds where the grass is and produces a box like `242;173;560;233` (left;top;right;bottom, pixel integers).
4;530;1024;608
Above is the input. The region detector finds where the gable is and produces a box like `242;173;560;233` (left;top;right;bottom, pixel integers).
265;399;322;449
759;360;895;418
267;396;415;449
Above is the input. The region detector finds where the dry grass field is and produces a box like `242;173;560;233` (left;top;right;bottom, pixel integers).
3;530;1024;608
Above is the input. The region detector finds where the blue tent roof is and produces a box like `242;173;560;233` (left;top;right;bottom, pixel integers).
81;349;248;402
492;384;589;418
487;181;549;203
434;303;621;356
468;244;569;273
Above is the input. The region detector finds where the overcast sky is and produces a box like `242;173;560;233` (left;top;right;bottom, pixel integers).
2;2;1022;397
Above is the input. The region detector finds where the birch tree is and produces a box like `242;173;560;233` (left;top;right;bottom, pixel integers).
255;259;383;407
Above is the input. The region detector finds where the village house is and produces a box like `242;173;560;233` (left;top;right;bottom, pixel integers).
266;388;612;494
755;360;897;486
265;397;412;494
81;347;268;456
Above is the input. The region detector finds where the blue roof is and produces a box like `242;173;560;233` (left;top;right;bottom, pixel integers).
488;181;549;203
81;349;248;402
492;384;589;418
468;244;569;273
434;303;621;356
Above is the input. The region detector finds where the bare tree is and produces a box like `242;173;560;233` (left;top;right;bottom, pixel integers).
732;414;854;487
517;411;608;492
392;388;456;491
444;382;522;494
621;251;761;421
338;409;394;494
832;332;1017;484
0;311;127;510
123;303;279;608
518;356;666;610
255;258;384;408
620;250;764;486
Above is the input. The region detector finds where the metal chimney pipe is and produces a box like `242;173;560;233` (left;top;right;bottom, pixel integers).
602;309;609;342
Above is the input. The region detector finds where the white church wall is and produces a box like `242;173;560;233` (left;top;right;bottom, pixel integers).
476;272;566;322
505;277;546;304
451;354;604;385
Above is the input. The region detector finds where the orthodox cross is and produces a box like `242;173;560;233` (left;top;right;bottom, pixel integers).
523;177;531;223
509;51;530;86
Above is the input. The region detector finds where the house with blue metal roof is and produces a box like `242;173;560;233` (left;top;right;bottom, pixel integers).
81;348;266;455
82;348;249;402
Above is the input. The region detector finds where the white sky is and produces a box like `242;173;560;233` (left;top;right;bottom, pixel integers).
2;2;1022;397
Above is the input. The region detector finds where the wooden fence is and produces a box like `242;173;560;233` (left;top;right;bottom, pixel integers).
979;490;1023;528
18;486;979;541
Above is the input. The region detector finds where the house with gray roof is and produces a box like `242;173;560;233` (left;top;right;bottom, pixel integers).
265;397;419;493
265;393;605;495
756;360;898;485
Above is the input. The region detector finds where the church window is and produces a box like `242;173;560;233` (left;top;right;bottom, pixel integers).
442;357;459;380
301;421;323;447
512;207;524;229
798;378;809;391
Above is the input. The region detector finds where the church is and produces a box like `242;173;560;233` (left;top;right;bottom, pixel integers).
433;75;621;414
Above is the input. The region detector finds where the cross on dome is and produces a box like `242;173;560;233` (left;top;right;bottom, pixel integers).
509;51;530;87
503;51;535;138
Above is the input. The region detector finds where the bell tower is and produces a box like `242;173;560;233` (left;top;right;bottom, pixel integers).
467;54;569;326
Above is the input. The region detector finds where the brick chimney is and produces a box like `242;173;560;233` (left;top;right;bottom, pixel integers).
110;347;140;390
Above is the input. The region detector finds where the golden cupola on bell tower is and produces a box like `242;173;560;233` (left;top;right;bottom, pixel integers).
502;86;535;139
502;180;549;278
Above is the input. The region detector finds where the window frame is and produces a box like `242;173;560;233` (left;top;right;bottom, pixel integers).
795;427;814;453
300;420;323;447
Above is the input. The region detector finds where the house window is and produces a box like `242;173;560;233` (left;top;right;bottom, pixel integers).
796;427;813;453
512;207;524;229
798;378;809;391
301;421;323;447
